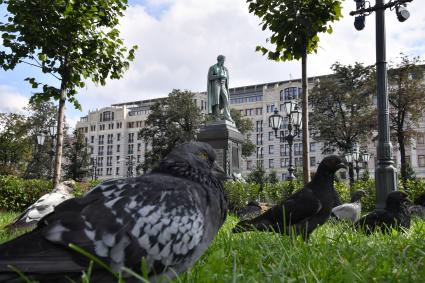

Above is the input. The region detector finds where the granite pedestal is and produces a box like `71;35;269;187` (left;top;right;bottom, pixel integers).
197;120;244;177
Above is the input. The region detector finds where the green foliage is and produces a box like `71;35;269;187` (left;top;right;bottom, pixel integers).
267;171;279;184
0;0;137;109
310;62;376;154
246;166;267;189
224;180;303;212
62;129;91;181
0;175;52;211
399;178;425;203
139;90;203;172
230;108;255;158
388;54;425;182
247;0;343;61
352;178;376;212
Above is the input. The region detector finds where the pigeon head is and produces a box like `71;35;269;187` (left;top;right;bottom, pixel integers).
386;191;411;211
316;155;347;175
157;142;227;184
350;190;367;202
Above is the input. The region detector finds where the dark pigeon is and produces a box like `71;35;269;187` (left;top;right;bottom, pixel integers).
232;155;347;239
355;191;411;234
331;190;366;222
408;192;425;219
0;142;227;283
5;180;76;230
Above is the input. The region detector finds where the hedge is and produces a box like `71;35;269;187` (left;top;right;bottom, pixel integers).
0;176;101;212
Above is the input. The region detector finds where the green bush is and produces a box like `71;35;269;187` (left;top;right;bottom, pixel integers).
224;180;303;212
0;175;52;212
352;179;376;212
399;178;425;203
0;176;102;212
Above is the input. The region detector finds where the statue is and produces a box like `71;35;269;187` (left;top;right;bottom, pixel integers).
207;55;234;122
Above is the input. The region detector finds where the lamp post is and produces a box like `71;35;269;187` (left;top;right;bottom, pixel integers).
126;155;135;177
37;125;56;179
344;144;371;183
269;101;302;181
350;0;412;210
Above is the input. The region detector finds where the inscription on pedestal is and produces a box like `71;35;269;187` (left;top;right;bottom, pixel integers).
214;148;225;169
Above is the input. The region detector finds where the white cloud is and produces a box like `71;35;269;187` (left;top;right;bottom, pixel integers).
0;85;28;114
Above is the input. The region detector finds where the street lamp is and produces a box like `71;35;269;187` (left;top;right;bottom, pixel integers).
269;102;302;181
344;145;371;183
350;0;412;210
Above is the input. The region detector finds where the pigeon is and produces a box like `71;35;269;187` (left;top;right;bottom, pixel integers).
330;190;367;222
232;155;347;239
5;180;76;230
408;192;425;219
355;191;411;234
0;142;228;283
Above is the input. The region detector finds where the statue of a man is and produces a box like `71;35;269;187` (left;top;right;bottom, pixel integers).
207;55;234;122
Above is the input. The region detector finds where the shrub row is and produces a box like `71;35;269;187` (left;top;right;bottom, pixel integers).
0;175;101;212
225;177;425;213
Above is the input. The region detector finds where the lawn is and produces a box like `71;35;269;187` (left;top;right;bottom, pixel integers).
1;212;425;283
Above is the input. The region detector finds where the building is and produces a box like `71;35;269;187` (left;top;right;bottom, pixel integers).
76;78;425;181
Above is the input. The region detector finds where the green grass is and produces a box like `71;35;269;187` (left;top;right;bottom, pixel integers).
1;212;425;282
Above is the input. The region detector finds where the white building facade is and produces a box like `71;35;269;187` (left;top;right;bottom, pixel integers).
76;78;425;181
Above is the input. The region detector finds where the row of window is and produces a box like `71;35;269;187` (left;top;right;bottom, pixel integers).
93;133;143;144
96;143;147;156
92;155;143;167
246;156;316;170
230;95;263;104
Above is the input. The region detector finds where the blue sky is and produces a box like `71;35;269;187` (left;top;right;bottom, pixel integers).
1;0;425;128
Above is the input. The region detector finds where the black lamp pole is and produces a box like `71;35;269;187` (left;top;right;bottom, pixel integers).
350;0;412;210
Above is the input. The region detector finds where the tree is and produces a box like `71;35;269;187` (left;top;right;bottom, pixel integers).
24;101;58;179
62;129;91;181
0;0;137;187
268;170;279;184
139;90;203;172
0;113;32;176
246;0;343;184
230;108;256;158
310;62;376;186
247;165;267;192
387;54;425;183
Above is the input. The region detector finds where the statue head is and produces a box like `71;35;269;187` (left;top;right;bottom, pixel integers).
217;55;225;66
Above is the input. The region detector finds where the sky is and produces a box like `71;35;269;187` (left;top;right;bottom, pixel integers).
1;0;425;129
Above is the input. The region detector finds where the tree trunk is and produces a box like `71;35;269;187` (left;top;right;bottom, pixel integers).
301;52;310;184
348;163;355;193
52;83;66;188
398;132;407;184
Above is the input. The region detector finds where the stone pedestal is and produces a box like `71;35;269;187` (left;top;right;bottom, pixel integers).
197;120;244;177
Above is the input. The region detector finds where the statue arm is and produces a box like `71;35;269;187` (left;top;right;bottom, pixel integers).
208;66;223;81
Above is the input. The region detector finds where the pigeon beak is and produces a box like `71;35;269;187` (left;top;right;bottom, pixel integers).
212;162;228;181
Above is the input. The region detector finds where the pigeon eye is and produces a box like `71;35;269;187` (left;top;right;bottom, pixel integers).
197;151;209;161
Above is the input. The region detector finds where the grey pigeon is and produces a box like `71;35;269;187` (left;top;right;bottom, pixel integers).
331;190;366;222
0;142;227;283
355;191;411;234
5;180;76;230
408;192;425;219
232;155;347;239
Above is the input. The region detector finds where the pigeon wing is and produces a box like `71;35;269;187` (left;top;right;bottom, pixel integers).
282;187;323;225
1;175;206;279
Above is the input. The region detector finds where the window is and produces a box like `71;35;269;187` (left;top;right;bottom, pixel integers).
107;156;113;166
280;145;285;156
107;134;113;144
99;124;105;131
280;90;284;101
116;122;122;129
90;125;96;131
310;156;316;167
102;111;114;121
269;159;274;168
310;142;316;153
117;133;121;141
90;136;94;143
138;143;142;152
417;133;424;144
128;133;134;143
256;134;263;145
106;168;112;176
405;155;411;166
98;135;104;144
256;147;263;159
294;143;303;155
108;123;114;130
116;156;120;164
128;144;134;154
269;145;274;155
107;145;113;155
257;159;264;168
117;144;120;152
98;146;104;156
256;120;263;132
284;87;302;100
116;167;120;175
418;155;425;167
268;131;274;141
256;107;262;115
